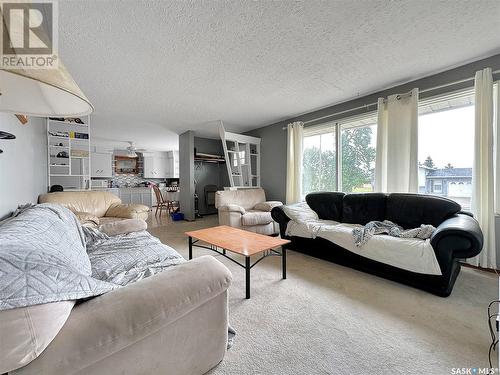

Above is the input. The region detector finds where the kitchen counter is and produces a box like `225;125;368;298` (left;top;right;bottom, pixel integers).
91;187;179;207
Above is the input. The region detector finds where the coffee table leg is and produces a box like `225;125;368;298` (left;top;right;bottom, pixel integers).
282;246;287;279
245;256;251;299
188;236;193;260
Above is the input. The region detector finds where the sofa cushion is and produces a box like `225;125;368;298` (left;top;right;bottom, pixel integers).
283;202;319;223
342;193;387;225
306;192;345;221
218;204;246;214
105;203;150;220
39;191;122;218
98;216;128;225
0;301;75;374
215;188;266;210
253;201;282;212
241;210;273;226
386;193;461;229
99;219;147;236
286;221;442;275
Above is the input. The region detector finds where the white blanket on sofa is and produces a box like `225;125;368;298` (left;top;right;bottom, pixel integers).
286;219;442;275
0;204;185;310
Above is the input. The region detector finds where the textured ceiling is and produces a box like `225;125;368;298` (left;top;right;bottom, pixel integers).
58;0;500;149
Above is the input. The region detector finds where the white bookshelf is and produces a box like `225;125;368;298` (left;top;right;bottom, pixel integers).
219;122;261;188
47;116;91;191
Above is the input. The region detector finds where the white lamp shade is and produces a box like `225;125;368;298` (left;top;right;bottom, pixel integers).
0;64;94;117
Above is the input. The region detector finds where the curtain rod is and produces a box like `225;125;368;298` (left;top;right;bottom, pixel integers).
281;68;500;129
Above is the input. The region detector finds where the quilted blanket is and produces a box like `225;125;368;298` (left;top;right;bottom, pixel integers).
352;220;436;247
0;204;184;310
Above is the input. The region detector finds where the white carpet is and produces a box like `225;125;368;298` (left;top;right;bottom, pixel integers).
148;215;498;375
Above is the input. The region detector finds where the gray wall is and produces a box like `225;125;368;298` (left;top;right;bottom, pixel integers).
246;53;500;266
194;137;229;215
246;53;500;203
179;131;195;221
0;114;47;219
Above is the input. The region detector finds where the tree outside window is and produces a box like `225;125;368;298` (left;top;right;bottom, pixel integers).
302;121;376;196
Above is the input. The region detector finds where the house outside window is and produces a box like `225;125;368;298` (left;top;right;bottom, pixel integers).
432;180;442;193
418;88;474;210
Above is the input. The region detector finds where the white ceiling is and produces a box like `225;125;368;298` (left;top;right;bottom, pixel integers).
58;0;500;149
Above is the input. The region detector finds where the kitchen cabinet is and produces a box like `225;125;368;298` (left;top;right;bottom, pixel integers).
166;150;179;178
118;188;152;207
91;152;113;177
143;152;172;178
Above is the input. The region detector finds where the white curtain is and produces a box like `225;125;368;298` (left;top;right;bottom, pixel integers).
375;88;419;193
469;68;496;268
286;121;304;204
495;82;500;215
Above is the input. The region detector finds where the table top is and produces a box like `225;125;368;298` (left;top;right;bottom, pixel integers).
185;225;290;256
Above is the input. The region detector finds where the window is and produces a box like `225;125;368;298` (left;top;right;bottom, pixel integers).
302;113;377;196
432;181;442;193
301;87;478;208
418;88;474;209
302;126;337;196
340;117;377;193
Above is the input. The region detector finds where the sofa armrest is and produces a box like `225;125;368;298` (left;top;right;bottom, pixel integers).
218;204;246;215
105;203;150;220
73;211;100;227
430;214;484;260
17;256;232;375
271;205;291;238
253;201;283;212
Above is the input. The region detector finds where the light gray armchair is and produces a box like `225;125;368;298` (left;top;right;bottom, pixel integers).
215;188;282;235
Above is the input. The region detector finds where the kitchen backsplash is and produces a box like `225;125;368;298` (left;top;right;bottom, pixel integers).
94;174;179;188
112;174;145;187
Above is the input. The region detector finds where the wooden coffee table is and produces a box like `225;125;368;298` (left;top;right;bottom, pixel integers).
185;225;290;299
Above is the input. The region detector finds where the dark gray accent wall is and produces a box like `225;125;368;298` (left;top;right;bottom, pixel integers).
179;131;195;221
194;137;229;215
0;114;47;220
245;121;287;202
246;54;500;203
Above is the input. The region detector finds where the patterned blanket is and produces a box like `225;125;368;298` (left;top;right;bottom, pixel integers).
352;220;435;247
0;204;184;310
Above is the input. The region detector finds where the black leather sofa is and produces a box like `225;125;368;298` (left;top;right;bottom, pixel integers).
271;192;483;296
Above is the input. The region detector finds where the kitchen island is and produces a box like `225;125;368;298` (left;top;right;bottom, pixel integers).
92;187;180;208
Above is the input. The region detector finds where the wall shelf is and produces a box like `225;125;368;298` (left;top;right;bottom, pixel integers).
219;122;261;188
194;157;226;163
47;116;91;191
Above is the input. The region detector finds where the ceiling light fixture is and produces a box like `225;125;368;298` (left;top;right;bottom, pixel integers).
126;142;138;158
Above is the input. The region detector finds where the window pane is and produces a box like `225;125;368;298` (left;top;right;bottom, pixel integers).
418;105;474;210
302;131;337;196
340;124;377;193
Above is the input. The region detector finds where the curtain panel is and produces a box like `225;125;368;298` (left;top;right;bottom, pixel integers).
286;122;304;204
469;68;496;269
375;88;419;193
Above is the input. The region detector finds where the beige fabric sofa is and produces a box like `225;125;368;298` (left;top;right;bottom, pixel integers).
215;188;282;235
9;255;232;375
38;191;150;225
